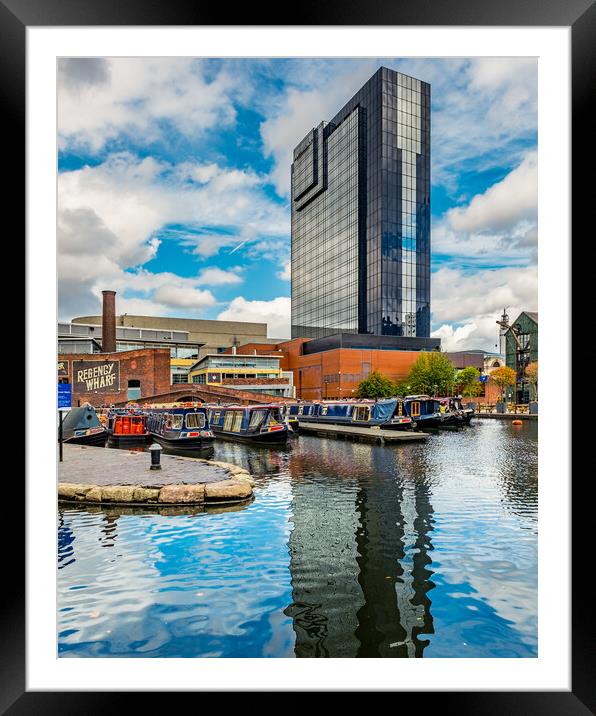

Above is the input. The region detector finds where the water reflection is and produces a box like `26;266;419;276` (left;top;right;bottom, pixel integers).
284;440;436;657
58;420;538;658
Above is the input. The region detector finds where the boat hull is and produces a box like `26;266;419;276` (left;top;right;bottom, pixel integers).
211;428;289;445
64;430;108;447
150;433;215;452
298;417;412;431
410;415;445;430
107;433;151;447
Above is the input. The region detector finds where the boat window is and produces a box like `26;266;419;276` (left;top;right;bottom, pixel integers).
321;405;328;415
411;401;420;417
185;412;205;429
397;402;403;416
230;411;243;432
298;405;303;415
212;410;221;424
223;411;234;431
353;406;371;421
171;414;183;430
249;410;267;428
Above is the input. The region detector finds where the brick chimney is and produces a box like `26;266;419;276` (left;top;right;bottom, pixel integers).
101;290;117;353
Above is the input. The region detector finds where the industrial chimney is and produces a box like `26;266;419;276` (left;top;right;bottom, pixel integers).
102;290;117;353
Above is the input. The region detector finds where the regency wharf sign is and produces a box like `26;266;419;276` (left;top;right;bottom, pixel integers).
73;360;120;393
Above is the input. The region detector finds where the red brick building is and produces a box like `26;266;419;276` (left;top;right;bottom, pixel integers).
225;337;486;401
59;348;171;407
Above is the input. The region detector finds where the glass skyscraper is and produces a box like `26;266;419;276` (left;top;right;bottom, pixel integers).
291;66;431;340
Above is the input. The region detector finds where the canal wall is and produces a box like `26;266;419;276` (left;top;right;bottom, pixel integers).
58;445;255;506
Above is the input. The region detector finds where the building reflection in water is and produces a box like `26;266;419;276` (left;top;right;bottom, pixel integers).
58;512;76;569
99;512;119;548
285;440;435;657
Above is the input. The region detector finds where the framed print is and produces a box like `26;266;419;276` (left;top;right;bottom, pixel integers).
7;0;591;708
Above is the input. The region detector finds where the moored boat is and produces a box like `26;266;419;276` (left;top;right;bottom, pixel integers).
437;398;464;427
289;398;413;430
451;396;474;424
207;404;290;445
106;407;151;446
61;403;109;446
145;404;214;451
402;395;445;429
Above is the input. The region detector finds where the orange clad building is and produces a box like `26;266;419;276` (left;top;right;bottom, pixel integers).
225;336;484;401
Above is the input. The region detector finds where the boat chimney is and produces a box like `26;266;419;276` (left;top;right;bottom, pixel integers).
102;290;117;353
232;345;237;355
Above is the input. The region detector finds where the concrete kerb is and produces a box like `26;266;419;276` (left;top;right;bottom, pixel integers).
57;454;256;507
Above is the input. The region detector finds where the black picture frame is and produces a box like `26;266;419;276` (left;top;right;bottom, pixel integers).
7;0;590;709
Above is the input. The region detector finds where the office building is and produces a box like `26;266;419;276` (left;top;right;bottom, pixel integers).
291;66;431;340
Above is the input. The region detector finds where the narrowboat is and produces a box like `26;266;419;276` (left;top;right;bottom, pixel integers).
402;395;445;429
106;407;151;446
145;404;215;451
207;404;290;445
291;398;413;430
277;404;299;435
61;403;109;446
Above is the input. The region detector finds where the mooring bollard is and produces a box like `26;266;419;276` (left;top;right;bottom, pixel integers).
149;443;163;470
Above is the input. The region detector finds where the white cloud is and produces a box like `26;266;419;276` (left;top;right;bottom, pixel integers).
58;58;240;153
197;267;243;286
58;152;288;318
152;284;216;309
446;151;537;235
277;260;291;281
217;297;291;339
430;265;537;351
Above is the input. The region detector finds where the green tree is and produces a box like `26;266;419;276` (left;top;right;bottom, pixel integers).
407;352;456;396
455;366;482;397
393;381;410;397
525;361;538;400
489;366;516;401
355;370;397;398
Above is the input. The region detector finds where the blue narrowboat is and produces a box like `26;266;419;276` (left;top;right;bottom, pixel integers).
61;403;108;446
207;404;289;445
145;404;214;451
402;395;445;429
289;398;413;430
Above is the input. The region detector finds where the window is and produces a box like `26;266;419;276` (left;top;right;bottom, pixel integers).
353;406;371;421
249;410;267;429
172;373;188;384
185;412;206;429
320;405;328;415
127;379;141;400
411;401;420;417
171;414;183;430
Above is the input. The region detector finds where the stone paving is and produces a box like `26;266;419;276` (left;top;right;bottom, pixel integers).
59;444;232;487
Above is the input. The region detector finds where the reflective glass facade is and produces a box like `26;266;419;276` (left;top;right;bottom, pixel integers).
291;67;431;339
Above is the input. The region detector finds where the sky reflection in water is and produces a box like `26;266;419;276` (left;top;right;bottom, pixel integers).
58;419;537;658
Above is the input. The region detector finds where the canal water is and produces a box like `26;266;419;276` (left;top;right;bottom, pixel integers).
58;419;537;658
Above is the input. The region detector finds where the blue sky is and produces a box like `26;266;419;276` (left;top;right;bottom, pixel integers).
57;57;537;351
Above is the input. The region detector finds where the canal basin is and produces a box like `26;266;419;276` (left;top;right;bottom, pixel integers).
58;418;537;658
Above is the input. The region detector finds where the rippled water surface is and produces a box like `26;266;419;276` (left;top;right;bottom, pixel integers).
58;419;537;657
